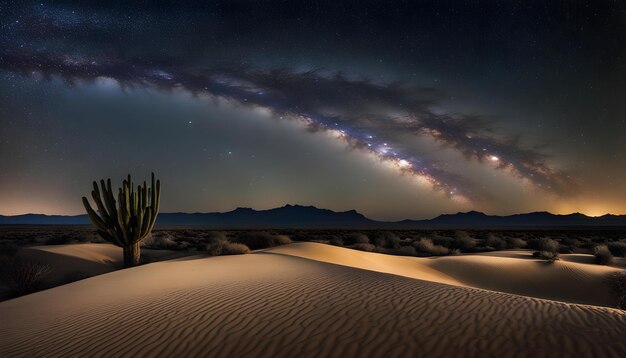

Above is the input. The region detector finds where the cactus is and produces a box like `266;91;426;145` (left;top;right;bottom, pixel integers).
82;173;161;267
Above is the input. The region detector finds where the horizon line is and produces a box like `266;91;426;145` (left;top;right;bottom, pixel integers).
0;204;623;222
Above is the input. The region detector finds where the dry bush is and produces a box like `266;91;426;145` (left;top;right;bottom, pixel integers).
507;237;527;249
232;232;291;250
485;234;507;250
430;235;454;249
372;232;401;249
219;242;250;255
352;243;375;252
206;239;250;256
454;231;476;251
206;240;225;256
538;237;559;253
328;237;344;246
533;250;560;262
608;241;626;257
7;259;52;296
415;238;449;256
594;245;613;265
396;246;417;256
142;232;178;250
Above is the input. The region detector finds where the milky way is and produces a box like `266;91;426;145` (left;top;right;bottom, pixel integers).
0;49;575;202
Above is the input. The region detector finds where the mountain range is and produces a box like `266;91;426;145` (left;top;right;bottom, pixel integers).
1;205;626;228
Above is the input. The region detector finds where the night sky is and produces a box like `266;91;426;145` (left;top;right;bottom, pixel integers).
1;1;625;220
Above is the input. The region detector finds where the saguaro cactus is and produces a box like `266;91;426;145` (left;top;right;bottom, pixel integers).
82;173;161;267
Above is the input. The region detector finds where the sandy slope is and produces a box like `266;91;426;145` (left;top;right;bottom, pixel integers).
1;243;625;357
17;243;184;285
423;251;624;307
271;243;624;307
267;241;463;285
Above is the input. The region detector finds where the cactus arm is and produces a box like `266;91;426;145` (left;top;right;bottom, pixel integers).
117;188;130;246
136;185;144;237
91;182;111;223
100;179;116;220
154;176;161;218
82;197;107;231
141;210;153;238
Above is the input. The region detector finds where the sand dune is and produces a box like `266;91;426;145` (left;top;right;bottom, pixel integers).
17;243;184;285
424;251;623;307
267;241;463;285
1;242;625;357
271;243;624;307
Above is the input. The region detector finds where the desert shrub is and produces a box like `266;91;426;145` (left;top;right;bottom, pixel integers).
430;235;454;248
415;238;449;256
352;243;375;252
232;232;292;250
538;237;559;253
7;259;52;296
608;272;626;309
372;237;384;247
344;233;369;245
396;246;417;256
328;237;344;246
484;234;507;250
454;231;476;251
507;237;527;249
222;242;250;255
608;241;626;257
532;238;560;261
205;240;224;256
272;235;291;245
372;232;401;249
533;250;560;262
594;245;613;265
206;239;250;256
142;232;178;250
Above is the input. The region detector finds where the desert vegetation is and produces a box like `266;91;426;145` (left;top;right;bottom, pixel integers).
82;173;161;267
594;245;614;265
0;257;52;297
2;226;626;258
531;237;561;262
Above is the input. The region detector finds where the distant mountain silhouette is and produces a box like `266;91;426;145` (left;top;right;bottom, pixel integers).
1;205;626;228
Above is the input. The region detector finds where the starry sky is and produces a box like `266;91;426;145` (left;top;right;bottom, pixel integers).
0;0;625;220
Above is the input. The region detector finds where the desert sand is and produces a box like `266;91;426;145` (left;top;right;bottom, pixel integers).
1;242;625;357
17;243;185;286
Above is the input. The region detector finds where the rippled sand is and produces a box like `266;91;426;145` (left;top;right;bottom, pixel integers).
1;243;625;357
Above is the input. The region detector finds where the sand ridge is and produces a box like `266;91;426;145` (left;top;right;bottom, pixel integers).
1;243;625;357
269;243;624;307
